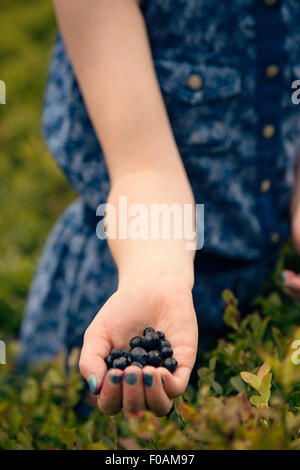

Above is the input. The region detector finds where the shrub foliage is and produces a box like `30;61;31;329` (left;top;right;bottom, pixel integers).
1;279;299;450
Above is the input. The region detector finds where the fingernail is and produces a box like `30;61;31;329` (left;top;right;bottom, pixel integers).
286;284;294;289
88;375;97;395
110;375;122;385
161;377;165;385
144;373;153;387
280;272;286;281
125;373;137;385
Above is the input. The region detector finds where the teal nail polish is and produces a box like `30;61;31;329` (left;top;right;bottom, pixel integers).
161;378;165;385
88;375;97;394
125;373;137;385
144;373;153;387
110;375;122;385
286;284;293;289
281;272;286;281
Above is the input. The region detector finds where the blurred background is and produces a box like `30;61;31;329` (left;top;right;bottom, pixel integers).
0;0;75;336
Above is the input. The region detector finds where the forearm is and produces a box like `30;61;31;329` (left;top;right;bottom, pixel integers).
53;0;186;178
54;0;195;287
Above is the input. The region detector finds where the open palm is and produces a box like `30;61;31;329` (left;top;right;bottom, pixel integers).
79;281;198;416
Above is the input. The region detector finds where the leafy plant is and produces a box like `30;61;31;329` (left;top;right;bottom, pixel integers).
1;282;300;450
240;362;272;408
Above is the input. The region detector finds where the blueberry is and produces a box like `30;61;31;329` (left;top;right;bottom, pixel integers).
130;347;148;366
162;357;178;373
110;348;124;359
160;347;173;359
142;332;160;351
143;327;155;336
160;339;171;349
156;331;165;340
130;336;143;349
147;350;161;367
112;356;128;370
104;355;113;369
123;351;132;364
131;361;144;369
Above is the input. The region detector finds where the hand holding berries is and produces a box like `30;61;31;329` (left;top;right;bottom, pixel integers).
79;282;198;418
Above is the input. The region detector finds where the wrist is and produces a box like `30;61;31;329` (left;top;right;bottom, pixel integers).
118;257;194;293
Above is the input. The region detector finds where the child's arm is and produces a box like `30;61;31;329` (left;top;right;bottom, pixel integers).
54;0;198;416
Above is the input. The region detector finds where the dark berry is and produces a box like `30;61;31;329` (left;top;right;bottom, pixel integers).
110;348;124;359
130;347;148;366
131;361;143;369
160;347;173;359
104;355;113;369
160;339;171;349
112;356;128;370
162;357;178;373
123;351;132;364
143;327;155;336
130;336;143;349
142;332;160;351
147;350;161;367
156;331;165;340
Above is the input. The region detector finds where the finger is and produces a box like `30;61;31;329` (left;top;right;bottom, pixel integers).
122;365;146;418
282;271;300;292
79;326;111;395
284;286;300;299
282;270;297;283
143;366;173;416
158;365;191;399
97;368;123;415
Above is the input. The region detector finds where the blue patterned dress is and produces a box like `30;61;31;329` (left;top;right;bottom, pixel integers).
20;0;300;366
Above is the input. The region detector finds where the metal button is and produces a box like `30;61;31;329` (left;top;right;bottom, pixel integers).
265;64;279;79
261;179;271;193
262;124;275;139
270;232;280;243
264;0;278;6
187;74;203;90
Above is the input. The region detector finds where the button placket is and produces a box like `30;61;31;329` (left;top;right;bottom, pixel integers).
256;0;284;244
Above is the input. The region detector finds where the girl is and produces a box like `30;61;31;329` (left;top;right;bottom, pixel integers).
21;0;300;416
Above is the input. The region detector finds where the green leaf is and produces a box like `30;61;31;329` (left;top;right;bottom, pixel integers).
250;395;263;408
21;378;39;405
209;357;216;371
230;375;246;393
174;396;184;421
260;373;272;405
224;306;241;330
257;362;271;379
212;381;223;395
240;372;261;391
57;428;77;448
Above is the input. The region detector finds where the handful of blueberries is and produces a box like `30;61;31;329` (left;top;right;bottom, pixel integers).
104;327;178;373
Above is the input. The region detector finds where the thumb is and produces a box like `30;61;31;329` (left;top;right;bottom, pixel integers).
79;327;111;395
